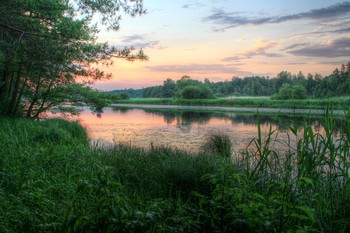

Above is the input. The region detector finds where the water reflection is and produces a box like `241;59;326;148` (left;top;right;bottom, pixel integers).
114;107;339;132
77;107;345;153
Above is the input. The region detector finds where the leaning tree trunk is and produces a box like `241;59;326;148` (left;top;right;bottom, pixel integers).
8;57;23;115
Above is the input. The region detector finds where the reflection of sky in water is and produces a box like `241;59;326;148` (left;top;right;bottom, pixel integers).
73;107;335;153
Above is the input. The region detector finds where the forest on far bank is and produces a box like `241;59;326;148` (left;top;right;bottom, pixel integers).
110;63;350;100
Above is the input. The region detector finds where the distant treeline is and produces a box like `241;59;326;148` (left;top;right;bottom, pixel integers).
109;89;144;98
109;63;350;99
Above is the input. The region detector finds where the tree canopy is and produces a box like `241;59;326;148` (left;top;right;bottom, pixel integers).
0;0;146;118
118;63;350;100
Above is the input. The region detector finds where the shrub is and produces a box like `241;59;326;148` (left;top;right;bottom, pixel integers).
180;85;214;99
120;93;130;100
272;84;307;100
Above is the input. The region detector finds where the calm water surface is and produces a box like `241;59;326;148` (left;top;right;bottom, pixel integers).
74;106;341;153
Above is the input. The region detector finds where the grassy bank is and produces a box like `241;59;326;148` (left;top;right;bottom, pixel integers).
115;96;350;110
1;115;350;232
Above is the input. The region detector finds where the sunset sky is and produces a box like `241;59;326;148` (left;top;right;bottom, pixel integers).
93;0;350;90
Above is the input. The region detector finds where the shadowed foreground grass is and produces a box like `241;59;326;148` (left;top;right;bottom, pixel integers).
0;113;350;232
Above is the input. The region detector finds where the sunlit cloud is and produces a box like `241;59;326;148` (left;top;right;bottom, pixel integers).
145;63;253;76
293;18;350;36
286;37;350;57
185;47;203;51
285;62;308;65
113;34;167;50
223;40;283;61
282;43;310;51
320;61;349;65
304;27;350;35
204;2;350;31
182;0;206;9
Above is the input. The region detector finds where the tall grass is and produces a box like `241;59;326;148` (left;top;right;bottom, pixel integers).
200;132;233;158
242;109;350;232
1;112;350;232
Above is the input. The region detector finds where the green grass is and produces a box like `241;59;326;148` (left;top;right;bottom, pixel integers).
115;96;350;110
1;113;350;232
200;132;233;158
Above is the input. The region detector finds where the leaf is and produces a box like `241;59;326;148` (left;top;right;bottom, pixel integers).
289;126;297;136
297;177;315;189
296;205;316;223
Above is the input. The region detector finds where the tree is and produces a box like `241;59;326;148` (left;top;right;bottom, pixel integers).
142;85;164;98
180;85;214;99
0;0;146;118
275;71;292;91
176;75;201;90
119;93;130;100
162;78;177;98
272;84;307;100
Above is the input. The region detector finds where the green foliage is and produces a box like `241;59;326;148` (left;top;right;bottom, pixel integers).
0;0;146;118
1;112;350;232
176;75;201;90
142;85;164;98
141;76;216;99
108;88;143;98
115;96;350;110
34;119;88;144
162;78;177;98
180;85;214;99
272;83;307;100
112;63;350;100
141;78;178;98
201;132;233;157
242;110;350;232
119;93;129;100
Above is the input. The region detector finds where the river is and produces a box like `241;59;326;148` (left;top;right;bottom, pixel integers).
68;105;345;154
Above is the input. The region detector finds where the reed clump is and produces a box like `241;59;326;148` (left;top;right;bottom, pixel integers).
200;132;233;158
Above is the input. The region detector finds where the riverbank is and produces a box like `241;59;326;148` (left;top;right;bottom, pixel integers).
114;96;350;110
1;116;350;232
112;103;346;116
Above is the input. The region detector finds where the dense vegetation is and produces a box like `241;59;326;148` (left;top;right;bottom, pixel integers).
112;63;350;99
0;0;146;118
1;112;350;232
140;76;214;99
115;96;350;110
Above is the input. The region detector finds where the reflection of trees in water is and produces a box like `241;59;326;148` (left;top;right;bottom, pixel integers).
229;114;345;132
175;111;214;132
88;107;104;118
143;109;213;126
112;107;132;114
111;107;345;133
178;111;213;125
96;111;103;119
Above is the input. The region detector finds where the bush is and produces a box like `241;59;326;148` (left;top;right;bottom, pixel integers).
120;93;130;99
272;84;307;100
180;85;214;99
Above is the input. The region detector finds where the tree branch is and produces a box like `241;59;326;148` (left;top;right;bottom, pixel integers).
0;21;52;38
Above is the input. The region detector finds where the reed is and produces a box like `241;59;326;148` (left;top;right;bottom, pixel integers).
241;109;350;232
200;132;233;158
